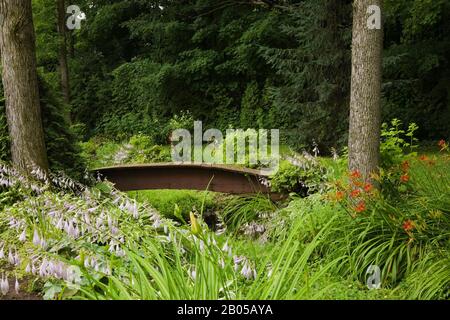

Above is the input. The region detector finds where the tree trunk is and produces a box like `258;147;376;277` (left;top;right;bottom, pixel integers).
57;0;70;103
348;0;383;180
0;0;49;172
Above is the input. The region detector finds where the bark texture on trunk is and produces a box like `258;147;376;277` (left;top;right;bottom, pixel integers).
0;0;49;172
348;0;383;180
57;0;70;103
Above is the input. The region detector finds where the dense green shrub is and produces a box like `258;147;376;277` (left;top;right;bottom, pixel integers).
129;190;215;223
270;157;328;196
79;134;171;168
380;119;419;168
38;79;85;177
326;148;450;291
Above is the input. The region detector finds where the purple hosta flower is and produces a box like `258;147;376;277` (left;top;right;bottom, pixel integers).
64;220;70;234
74;225;80;239
56;217;64;230
50;262;66;279
107;215;113;229
114;146;130;163
33;229;41;246
18;229;27;242
109;240;125;256
25;263;31;273
302;151;316;163
47;210;57;218
8;249;15;265
242;222;266;238
91;258;99;271
0;177;12;187
13;251;20;266
8;217;18;229
14;278;19;294
152;218;162;229
65;267;76;283
240;263;252;279
115;247;125;257
39;259;49;277
207;235;217;247
121;200;139;219
83;213;91;226
222;241;229;253
40;238;47;250
233;256;245;272
1;275;9;295
104;265;112;276
108;242;116;254
0;246;4;259
87;207;97;213
219;258;225;269
96;216;104;229
111;225;119;236
66;220;79;239
31;263;37;275
84;257;90;268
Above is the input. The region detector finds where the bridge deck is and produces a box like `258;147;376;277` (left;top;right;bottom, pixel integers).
93;163;280;198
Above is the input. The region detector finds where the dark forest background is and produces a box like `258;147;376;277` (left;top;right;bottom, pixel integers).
1;0;449;165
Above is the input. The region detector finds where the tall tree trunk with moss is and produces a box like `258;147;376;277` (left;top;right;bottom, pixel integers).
0;0;49;172
57;0;70;103
348;0;383;179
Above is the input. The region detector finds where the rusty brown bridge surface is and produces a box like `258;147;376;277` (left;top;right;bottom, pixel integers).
93;163;280;198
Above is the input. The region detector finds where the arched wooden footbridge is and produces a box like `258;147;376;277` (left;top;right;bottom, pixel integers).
93;163;282;199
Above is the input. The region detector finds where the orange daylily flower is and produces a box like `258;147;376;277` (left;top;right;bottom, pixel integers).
402;219;415;232
335;191;345;201
355;201;366;213
400;174;409;183
364;183;373;193
401;160;410;172
419;155;429;161
350;170;361;179
350;189;361;198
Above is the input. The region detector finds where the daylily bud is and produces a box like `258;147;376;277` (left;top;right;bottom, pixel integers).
189;212;202;235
